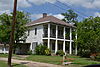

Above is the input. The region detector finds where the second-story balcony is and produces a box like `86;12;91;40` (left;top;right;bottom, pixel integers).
43;24;64;39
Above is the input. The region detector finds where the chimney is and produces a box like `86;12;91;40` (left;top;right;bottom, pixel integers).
43;13;47;18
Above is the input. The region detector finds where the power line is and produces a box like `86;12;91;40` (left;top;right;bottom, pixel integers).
56;0;88;18
48;2;85;19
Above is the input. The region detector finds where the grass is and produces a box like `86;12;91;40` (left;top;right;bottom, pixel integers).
25;55;100;66
0;60;27;67
26;55;62;65
1;54;100;67
0;54;8;57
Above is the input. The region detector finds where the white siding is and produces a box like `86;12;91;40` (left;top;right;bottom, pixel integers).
26;25;43;51
0;46;9;54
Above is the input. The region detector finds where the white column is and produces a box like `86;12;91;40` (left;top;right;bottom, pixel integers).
69;28;72;54
63;27;65;53
55;25;58;53
48;23;50;49
75;30;78;55
30;42;33;50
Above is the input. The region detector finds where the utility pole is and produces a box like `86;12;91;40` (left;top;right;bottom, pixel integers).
8;0;17;67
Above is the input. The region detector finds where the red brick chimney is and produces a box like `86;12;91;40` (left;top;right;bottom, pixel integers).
43;13;47;18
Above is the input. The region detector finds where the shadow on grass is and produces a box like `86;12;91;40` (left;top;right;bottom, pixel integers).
12;64;21;66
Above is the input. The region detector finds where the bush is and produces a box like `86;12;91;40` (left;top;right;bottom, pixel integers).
78;50;90;58
56;50;65;56
27;50;32;55
95;53;100;61
35;44;51;55
45;49;51;56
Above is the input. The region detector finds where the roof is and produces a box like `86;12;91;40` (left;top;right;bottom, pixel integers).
26;16;75;27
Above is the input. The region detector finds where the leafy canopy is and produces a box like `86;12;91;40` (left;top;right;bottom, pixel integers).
0;11;30;44
77;16;100;54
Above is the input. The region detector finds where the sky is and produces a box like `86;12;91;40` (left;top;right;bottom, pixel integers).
0;0;100;21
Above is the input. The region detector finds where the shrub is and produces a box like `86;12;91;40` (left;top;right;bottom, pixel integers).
56;50;65;56
78;50;90;58
35;44;51;55
45;49;51;56
95;53;100;61
27;50;32;55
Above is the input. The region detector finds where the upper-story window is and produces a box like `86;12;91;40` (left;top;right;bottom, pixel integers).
35;28;37;35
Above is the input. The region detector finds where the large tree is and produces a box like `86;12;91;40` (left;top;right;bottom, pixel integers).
77;16;100;57
61;9;78;24
0;11;30;45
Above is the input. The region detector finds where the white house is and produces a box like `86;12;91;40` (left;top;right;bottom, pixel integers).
0;44;9;54
26;13;77;54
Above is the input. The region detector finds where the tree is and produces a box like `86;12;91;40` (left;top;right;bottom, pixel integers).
61;9;78;24
0;11;30;67
0;13;11;44
77;16;100;57
0;11;30;44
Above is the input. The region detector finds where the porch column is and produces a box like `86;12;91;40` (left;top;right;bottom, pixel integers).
55;25;58;53
69;28;72;54
48;23;50;49
75;30;78;55
63;27;65;53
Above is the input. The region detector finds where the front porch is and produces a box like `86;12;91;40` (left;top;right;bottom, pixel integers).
42;23;77;55
43;39;76;54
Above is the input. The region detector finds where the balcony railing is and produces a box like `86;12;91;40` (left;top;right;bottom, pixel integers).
43;33;64;39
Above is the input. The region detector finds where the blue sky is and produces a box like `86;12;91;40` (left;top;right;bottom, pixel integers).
0;0;100;21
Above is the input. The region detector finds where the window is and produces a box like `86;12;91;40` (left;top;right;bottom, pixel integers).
35;28;37;35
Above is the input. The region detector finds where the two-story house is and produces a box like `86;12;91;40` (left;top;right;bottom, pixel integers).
26;13;77;54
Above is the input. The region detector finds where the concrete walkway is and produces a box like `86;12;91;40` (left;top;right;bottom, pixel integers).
0;57;64;67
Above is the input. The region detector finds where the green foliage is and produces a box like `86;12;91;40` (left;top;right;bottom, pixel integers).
61;9;78;25
27;50;32;55
35;44;51;55
56;50;65;56
78;50;90;58
0;11;30;44
77;16;100;57
45;49;51;56
95;54;100;61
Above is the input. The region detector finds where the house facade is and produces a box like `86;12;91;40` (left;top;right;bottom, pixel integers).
26;13;77;54
0;44;9;54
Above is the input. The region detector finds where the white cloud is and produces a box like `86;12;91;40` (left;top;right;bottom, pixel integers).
28;0;56;5
0;0;100;12
30;13;64;20
18;0;32;8
0;10;11;15
30;14;43;19
0;0;100;16
0;0;13;11
53;14;64;19
27;0;100;8
58;0;100;8
94;12;100;17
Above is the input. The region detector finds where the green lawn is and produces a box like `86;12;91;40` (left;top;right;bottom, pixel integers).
0;54;8;57
0;60;27;67
26;55;100;66
1;54;100;67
